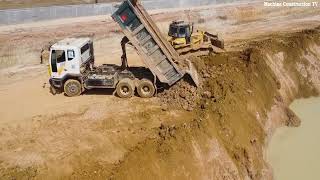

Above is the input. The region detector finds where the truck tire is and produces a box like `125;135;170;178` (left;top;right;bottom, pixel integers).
116;78;135;98
64;79;82;97
137;79;155;98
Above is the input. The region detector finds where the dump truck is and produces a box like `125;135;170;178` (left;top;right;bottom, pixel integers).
49;0;199;98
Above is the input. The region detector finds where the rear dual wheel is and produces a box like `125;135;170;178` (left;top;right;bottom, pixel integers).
116;78;135;98
116;78;155;98
137;79;155;98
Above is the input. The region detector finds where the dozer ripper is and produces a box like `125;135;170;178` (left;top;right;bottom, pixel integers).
168;20;224;57
48;0;199;98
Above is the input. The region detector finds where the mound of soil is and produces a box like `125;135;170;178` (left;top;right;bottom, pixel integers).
110;28;320;180
158;79;200;111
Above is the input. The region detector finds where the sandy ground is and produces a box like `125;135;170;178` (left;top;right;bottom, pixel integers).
0;0;319;179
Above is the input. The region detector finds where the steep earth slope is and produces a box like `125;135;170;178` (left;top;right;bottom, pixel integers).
0;26;319;180
109;27;320;180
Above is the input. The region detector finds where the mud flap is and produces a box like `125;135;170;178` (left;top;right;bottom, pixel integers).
50;85;57;95
185;59;200;87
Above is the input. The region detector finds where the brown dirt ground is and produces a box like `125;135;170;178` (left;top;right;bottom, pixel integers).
0;1;320;179
110;28;320;180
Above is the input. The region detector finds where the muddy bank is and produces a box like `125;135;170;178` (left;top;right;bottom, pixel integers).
109;27;320;179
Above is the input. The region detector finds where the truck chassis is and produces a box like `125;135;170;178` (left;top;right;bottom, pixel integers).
50;61;156;98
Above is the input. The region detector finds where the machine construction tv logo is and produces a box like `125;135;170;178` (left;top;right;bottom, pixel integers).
264;1;319;7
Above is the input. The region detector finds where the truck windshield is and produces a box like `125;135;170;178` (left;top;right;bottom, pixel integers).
56;50;66;63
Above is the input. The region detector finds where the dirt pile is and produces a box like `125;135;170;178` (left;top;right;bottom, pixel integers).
158;79;200;111
110;27;320;180
111;49;273;179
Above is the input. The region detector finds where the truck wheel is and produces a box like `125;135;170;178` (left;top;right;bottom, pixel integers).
137;79;155;98
64;79;82;97
116;78;135;98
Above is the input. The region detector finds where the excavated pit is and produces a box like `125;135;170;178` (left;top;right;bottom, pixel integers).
109;27;320;180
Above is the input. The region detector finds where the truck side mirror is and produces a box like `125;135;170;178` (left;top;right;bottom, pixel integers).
67;50;75;61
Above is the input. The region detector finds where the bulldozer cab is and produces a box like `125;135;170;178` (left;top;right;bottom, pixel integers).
168;21;192;43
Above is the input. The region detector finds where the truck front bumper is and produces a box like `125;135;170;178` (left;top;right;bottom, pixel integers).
49;78;63;90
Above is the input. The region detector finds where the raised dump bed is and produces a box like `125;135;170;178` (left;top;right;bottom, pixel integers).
112;0;187;86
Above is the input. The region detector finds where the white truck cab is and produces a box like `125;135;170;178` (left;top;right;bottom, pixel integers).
48;37;156;98
49;38;95;96
49;38;93;80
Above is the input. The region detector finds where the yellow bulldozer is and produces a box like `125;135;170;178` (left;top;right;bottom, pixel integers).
167;21;224;57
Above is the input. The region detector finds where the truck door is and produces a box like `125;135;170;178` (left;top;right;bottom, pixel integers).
50;49;67;78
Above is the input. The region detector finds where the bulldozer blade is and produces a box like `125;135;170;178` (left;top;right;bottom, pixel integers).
185;59;200;87
204;31;225;49
211;38;224;49
204;31;218;38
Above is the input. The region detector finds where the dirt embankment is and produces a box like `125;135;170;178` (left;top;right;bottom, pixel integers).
109;27;320;179
0;27;319;180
